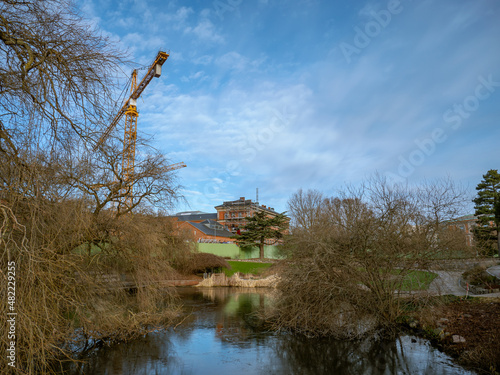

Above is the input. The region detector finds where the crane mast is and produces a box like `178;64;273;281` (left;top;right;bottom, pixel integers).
94;51;186;212
122;69;139;203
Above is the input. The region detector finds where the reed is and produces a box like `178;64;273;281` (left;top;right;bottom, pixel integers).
195;272;279;288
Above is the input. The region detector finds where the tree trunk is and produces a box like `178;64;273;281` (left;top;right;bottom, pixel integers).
259;243;265;260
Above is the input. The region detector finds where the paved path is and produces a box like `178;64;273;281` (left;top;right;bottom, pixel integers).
428;270;467;296
486;265;500;279
428;266;500;297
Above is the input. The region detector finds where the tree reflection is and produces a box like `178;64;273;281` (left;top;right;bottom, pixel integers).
271;334;468;375
62;333;185;375
62;289;472;375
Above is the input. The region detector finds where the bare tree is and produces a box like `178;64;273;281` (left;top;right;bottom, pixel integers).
0;2;186;374
59;138;182;217
0;0;127;152
287;188;325;230
271;177;471;338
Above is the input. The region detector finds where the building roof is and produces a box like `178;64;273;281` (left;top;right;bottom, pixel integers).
173;212;218;222
446;214;476;223
453;214;476;221
187;219;234;238
214;197;278;214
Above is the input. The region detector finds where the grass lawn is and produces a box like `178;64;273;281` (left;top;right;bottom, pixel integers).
398;270;438;291
224;261;273;277
222;262;437;290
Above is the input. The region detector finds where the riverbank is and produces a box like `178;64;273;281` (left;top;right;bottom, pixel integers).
416;261;500;373
218;259;500;373
195;272;279;287
178;258;500;373
404;296;500;374
60;287;476;375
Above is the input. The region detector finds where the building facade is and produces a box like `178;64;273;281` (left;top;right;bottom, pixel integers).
214;197;281;233
171;198;287;243
446;214;497;247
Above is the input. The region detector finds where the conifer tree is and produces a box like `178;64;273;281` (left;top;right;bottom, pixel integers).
473;169;500;256
234;211;288;260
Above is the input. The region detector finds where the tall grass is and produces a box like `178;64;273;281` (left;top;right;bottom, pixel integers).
196;272;279;287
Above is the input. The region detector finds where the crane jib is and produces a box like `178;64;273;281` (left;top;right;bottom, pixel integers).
131;52;168;100
94;51;169;149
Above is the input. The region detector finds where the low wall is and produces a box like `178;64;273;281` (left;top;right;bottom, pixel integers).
427;258;498;271
196;243;284;259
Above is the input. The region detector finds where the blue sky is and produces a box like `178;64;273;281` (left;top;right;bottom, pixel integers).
80;0;500;214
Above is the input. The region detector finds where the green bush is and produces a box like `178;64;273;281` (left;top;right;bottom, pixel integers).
463;265;498;287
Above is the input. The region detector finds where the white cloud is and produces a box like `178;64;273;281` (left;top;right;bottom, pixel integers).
157;6;194;30
184;19;224;44
86;0;500;213
180;71;207;82
216;52;248;70
193;55;214;65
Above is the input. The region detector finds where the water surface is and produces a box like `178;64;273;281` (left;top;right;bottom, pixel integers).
66;287;475;375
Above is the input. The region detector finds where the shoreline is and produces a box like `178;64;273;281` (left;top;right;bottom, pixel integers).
403;296;500;374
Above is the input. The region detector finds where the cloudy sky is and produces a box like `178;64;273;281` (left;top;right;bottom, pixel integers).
81;0;500;214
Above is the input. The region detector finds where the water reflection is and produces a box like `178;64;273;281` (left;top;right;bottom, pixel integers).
63;287;474;375
271;334;471;375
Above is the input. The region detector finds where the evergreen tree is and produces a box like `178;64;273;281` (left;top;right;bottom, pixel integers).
234;211;288;260
473;169;500;256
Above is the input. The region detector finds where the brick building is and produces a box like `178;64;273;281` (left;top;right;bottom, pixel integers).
446;214;476;246
171;199;287;243
446;214;498;247
214;197;281;233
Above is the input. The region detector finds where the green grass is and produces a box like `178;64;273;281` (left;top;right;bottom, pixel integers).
398;270;438;291
361;269;438;291
222;262;436;290
224;261;273;277
72;242;108;255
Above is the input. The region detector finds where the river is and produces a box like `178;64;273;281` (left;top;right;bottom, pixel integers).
64;287;475;374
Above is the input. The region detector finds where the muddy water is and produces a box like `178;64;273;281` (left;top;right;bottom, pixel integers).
65;287;475;375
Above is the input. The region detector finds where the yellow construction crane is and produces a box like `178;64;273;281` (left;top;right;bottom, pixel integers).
95;51;186;211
